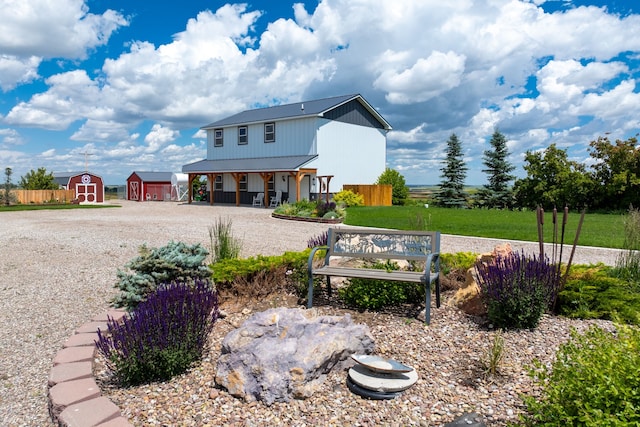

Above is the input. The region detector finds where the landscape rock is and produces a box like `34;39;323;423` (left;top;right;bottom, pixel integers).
215;307;375;405
444;412;488;427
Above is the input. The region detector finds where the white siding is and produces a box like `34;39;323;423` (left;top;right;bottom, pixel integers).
206;118;318;160
309;119;386;191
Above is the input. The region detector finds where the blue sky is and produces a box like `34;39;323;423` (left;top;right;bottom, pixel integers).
1;0;639;185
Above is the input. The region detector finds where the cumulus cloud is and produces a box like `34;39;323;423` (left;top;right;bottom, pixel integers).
1;0;639;184
0;0;128;91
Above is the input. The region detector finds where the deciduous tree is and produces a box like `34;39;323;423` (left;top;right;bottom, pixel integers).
18;167;58;190
513;144;592;210
588;136;640;210
375;168;408;205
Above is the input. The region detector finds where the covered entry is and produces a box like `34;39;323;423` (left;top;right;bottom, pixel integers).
182;155;318;206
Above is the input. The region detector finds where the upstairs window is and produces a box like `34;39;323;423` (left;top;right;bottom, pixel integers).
264;122;275;143
238;126;248;145
214;129;223;147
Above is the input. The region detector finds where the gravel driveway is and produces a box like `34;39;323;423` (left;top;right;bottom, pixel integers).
0;200;622;426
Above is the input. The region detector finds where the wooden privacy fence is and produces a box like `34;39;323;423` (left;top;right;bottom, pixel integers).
343;184;392;206
12;190;76;204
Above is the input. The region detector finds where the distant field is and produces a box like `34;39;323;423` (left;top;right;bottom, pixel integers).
344;205;625;249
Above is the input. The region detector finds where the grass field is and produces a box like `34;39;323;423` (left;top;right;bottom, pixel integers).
0;204;120;212
344;206;626;249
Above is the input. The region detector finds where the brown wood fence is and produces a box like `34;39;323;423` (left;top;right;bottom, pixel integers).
343;184;392;206
12;190;76;204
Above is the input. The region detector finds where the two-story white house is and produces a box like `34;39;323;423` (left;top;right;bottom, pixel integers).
182;93;392;205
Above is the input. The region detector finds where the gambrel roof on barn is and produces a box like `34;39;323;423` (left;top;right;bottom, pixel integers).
128;171;173;182
201;94;392;130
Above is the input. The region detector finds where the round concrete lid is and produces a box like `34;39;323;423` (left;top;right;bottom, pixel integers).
351;354;412;373
348;364;418;392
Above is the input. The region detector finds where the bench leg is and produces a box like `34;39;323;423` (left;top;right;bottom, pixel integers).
307;274;314;308
424;283;431;324
326;276;332;297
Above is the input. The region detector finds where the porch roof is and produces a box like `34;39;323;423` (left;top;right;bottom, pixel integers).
182;155;318;174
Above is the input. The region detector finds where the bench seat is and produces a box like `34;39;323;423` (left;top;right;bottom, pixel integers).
307;227;441;324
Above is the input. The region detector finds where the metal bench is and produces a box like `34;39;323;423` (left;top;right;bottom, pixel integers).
307;227;441;324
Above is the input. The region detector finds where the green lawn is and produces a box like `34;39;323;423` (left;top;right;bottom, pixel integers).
0;204;121;212
344;206;625;249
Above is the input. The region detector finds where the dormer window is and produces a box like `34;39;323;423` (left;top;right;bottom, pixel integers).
238;126;248;145
214;129;223;147
264;122;275;143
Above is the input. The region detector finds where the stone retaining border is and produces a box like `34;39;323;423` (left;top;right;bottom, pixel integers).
48;309;133;427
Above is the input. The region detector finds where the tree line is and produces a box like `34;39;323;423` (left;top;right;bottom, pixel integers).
435;131;639;212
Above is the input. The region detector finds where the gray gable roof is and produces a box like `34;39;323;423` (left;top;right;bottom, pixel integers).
182;155;318;174
201;94;391;130
130;171;173;182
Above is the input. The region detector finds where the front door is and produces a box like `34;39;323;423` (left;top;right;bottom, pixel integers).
129;181;139;201
76;183;97;203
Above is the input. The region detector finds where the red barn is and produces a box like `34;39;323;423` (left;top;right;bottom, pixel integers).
53;172;105;203
126;171;173;201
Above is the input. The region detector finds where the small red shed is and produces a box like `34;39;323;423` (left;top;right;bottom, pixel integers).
126;171;173;201
53;172;105;203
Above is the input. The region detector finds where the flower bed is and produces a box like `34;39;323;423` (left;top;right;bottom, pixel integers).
271;213;343;224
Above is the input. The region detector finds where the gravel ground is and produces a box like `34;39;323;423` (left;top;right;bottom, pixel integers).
0;200;623;426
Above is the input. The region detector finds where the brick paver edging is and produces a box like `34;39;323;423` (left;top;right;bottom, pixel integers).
48;309;134;427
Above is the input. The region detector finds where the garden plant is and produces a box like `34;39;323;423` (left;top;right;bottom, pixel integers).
97;280;219;386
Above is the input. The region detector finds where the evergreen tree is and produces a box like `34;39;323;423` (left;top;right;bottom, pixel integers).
477;129;516;208
1;167;15;206
435;133;467;208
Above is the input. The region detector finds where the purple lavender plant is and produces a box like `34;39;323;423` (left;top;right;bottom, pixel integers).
307;230;329;248
96;279;219;385
475;251;561;329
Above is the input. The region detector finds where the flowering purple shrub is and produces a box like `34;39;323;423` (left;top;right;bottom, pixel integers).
475;251;561;329
96;279;219;385
315;201;337;217
307;231;329;249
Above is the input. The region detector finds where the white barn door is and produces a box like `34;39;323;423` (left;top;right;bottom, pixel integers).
76;183;97;203
129;182;139;201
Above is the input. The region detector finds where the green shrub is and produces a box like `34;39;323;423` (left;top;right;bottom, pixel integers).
612;206;640;283
440;252;477;274
475;252;561;329
557;264;640;325
111;241;210;310
97;280;219;386
338;261;422;310
519;324;640;426
212;250;310;298
208;216;242;263
333;189;364;207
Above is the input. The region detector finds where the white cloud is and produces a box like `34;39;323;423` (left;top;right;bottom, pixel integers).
1;0;639;184
144;124;179;153
0;128;24;146
0;0;128;91
374;51;467;104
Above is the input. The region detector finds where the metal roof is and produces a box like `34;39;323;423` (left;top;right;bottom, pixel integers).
201;94;391;130
53;171;100;186
182;155;318;174
129;171;173;182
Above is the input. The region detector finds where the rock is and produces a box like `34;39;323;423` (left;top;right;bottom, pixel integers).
444;412;487;427
449;243;512;316
215;307;375;405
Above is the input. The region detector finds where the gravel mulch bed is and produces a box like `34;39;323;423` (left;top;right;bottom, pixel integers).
95;296;615;427
0;200;622;426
